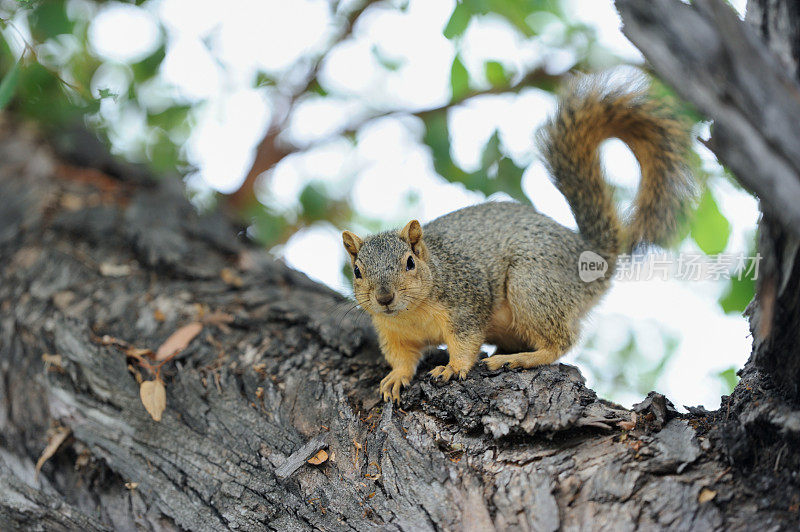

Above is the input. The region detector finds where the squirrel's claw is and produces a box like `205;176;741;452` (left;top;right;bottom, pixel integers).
428;364;468;382
380;370;411;403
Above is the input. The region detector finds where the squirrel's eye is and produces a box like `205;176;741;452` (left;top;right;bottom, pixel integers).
353;265;362;279
406;256;415;271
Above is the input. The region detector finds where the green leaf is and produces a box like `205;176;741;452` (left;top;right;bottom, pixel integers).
423;112;452;176
649;76;704;124
308;79;328;97
29;0;73;41
148;105;192;130
718;250;758;314
475;131;525;200
423;114;528;200
0;59;21;110
12;59;87;126
690;188;731;255
97;87;117;100
719;274;755;314
484;0;537;37
480;130;502;169
719;235;758;314
342;260;354;283
299;183;328;221
254;71;276;88
717;366;739;394
423;112;469;182
494;158;526;201
450;55;470;101
131;44;166;82
248;205;288;246
484;60;508;86
148;130;181;173
443;3;472;39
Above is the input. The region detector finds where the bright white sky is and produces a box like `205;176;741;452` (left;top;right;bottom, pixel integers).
85;0;755;409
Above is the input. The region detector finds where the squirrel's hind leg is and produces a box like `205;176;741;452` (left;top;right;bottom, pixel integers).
483;347;563;370
483;259;579;370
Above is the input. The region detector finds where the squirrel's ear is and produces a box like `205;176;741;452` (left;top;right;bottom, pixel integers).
400;220;428;260
342;231;363;260
399;220;422;247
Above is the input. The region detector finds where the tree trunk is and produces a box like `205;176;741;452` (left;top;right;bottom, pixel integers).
742;0;800;402
2;1;800;528
617;0;800;500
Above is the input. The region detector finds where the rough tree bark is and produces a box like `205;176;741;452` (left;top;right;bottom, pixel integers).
1;0;800;530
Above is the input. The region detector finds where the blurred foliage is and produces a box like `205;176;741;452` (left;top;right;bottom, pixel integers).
717;366;739;395
691;187;731;255
0;0;190;174
719;234;759;314
576;328;679;401
0;0;756;403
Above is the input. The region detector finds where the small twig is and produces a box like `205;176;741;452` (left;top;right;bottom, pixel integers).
274;432;329;479
774;443;788;473
0;18;91;98
713;466;731;483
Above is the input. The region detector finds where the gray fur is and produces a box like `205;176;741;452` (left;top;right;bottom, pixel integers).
357;201;610;346
345;74;694;400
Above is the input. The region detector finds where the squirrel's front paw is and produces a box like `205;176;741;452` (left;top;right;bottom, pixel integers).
380;370;412;403
428;364;468;382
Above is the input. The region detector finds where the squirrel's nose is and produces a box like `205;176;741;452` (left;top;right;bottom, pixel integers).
376;291;394;306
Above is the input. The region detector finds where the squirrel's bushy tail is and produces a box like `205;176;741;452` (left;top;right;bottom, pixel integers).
538;73;695;255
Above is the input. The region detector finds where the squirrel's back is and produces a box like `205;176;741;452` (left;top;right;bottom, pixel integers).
425;74;694;263
423;201;592;303
423;201;580;258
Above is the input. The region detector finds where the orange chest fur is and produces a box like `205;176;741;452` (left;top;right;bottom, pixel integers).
371;301;450;349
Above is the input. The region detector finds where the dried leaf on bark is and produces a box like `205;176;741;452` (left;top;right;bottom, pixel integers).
202;310;234;326
155;322;203;361
308;449;329;465
125;347;153;358
698;488;717;503
140;379;167;421
99;262;132;277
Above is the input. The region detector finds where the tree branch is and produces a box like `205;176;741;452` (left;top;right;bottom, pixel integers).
228;62;561;213
292;66;562;151
228;0;382;211
0;463;106;531
227;0;564;214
